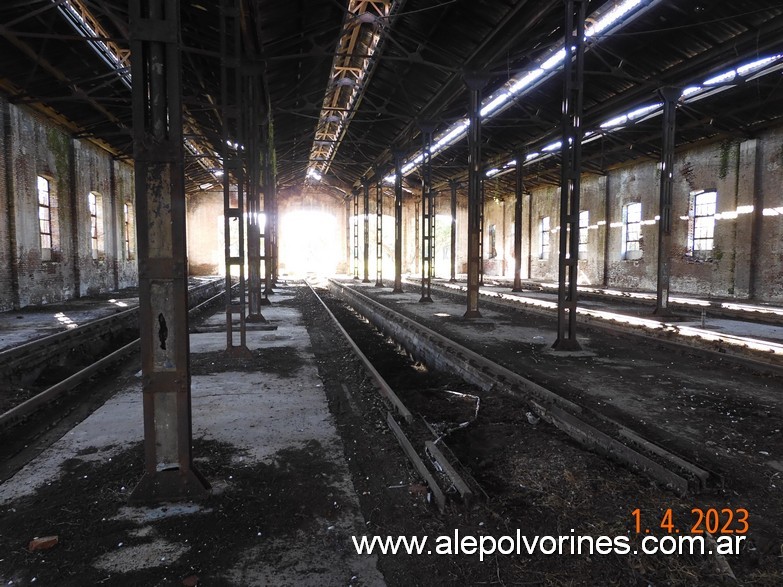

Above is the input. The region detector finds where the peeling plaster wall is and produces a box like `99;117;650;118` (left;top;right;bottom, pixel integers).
186;190;224;276
0;96;137;310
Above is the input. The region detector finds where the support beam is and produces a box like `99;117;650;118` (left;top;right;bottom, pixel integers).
654;87;680;316
553;0;586;351
362;178;371;283
512;152;525;292
464;73;486;319
419;122;435;303
247;72;267;319
375;176;383;287
353;187;360;279
221;0;249;354
449;179;457;283
262;115;275;299
479;176;485;286
129;0;208;503
392;150;404;293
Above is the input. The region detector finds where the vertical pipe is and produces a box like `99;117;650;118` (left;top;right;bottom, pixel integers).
464;73;485;318
392;150;404;293
654;87;681;315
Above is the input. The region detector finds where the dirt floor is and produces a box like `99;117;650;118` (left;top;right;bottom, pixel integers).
304;284;782;586
1;284;780;585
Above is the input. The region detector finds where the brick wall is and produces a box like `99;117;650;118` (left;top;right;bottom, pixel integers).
0;96;137;310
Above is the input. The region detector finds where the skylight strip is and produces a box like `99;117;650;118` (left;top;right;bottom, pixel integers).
397;0;658;178
55;0;131;88
509;53;783;171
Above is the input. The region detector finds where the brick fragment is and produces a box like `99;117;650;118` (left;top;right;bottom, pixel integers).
28;536;58;551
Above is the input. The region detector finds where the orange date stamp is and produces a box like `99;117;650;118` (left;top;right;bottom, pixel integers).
632;508;749;535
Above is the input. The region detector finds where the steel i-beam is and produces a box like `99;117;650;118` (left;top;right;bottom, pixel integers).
375;176;384;287
262;116;275;300
654;87;681;316
512;150;525;292
353;187;360;279
362;178;371;283
246;72;268;319
479;177;485;287
128;0;209;502
449;179;458;283
392;150;404;293
419;122;436;303
221;0;250;354
553;0;586;351
464;73;486;318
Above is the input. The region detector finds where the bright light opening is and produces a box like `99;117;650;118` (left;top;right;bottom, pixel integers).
279;210;340;277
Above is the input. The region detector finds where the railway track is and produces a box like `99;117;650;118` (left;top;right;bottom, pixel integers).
0;278;225;431
325;278;718;498
421;279;783;374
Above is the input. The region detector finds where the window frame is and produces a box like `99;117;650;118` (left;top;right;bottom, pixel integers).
37;176;53;260
540;216;550;259
622;202;642;259
578;210;589;256
689;190;717;257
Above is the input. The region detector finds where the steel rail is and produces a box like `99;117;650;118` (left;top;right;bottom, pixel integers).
305;279;478;510
422;278;783;377
329;279;717;495
0;281;226;430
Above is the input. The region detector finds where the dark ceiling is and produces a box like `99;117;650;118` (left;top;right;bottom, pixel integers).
1;0;782;199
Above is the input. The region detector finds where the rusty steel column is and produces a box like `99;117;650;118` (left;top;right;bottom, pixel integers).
654;87;680;316
221;0;249;354
479;176;485;286
375;177;384;287
362;179;371;283
261;116;274;301
419;122;435;303
392;150;404;293
553;0;586;351
512;152;525;292
266;137;278;292
352;187;359;279
449;179;458;283
246;72;267;319
129;0;209;502
464;73;485;318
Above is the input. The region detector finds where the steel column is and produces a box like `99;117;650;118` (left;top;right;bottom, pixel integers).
654;87;681;316
262;116;274;300
220;0;249;354
449;179;458;283
464;73;485;318
512;152;525;292
247;72;267;319
479;177;485;286
352;188;359;279
553;0;586;351
362;179;371;283
392;150;404;293
128;0;208;502
419;123;435;303
375;177;384;287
